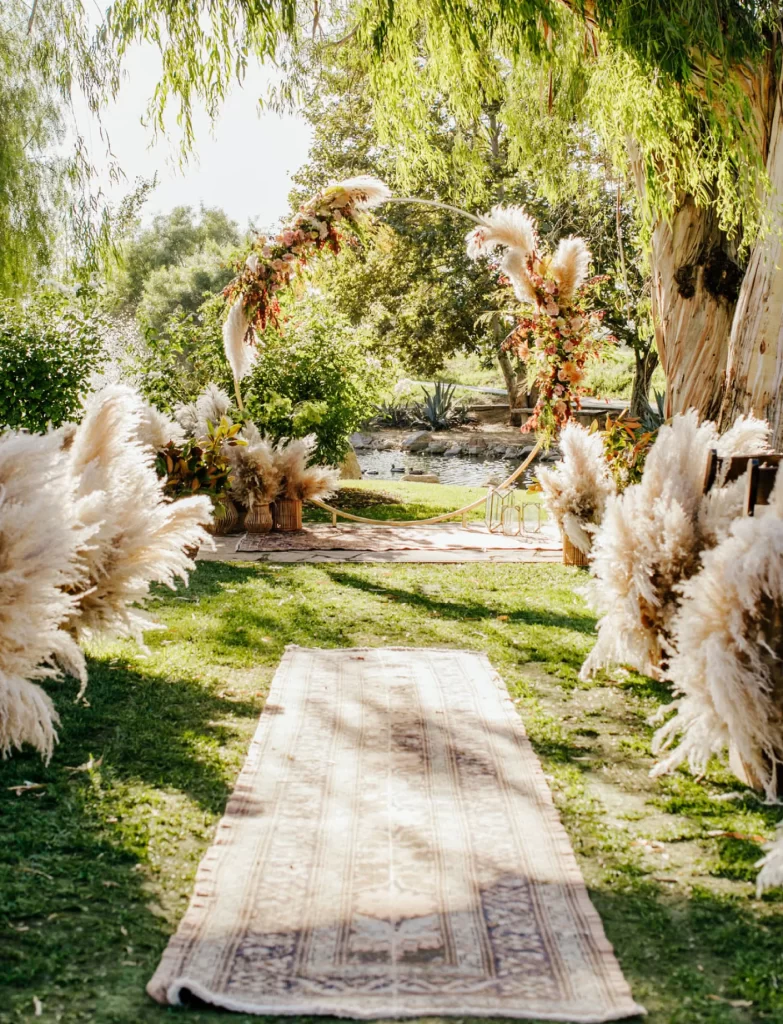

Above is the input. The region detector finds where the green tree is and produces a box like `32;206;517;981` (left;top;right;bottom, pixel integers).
106;205;240;310
0;14;66;295
291;44;652;409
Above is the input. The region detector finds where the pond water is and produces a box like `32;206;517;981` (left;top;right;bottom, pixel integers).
356;448;537;488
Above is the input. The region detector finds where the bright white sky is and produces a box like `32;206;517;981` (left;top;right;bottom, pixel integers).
73;43;314;232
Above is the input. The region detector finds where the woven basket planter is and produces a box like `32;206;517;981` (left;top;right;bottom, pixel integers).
206;497;240;536
562;533;590;567
275;497;303;532
245;502;274;534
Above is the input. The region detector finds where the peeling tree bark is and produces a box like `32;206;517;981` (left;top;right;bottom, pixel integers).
629;146;742;420
720;87;783;447
647;197;742;419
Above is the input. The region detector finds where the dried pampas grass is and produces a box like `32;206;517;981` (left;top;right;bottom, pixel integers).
227;427;280;507
175;384;234;440
466;206;539;305
64;385;213;660
223;294;256;383
550;237;591;303
330;175;392;211
581;411;771;680
137;401;184;451
0;429;86;759
651;473;783;799
537;423;614;553
757;831;783;895
274;436;341;501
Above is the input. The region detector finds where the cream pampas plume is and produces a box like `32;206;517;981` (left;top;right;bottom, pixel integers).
137;401;184;451
0;429;86;759
581;411;771;680
274;436;341;501
223;291;256;385
175;383;233;441
194;384;233;439
227;426;280;507
537;423;614;553
329;175;392;211
550;237;591;303
651;471;783;799
466;205;539;305
757;831;783;895
64;386;213;658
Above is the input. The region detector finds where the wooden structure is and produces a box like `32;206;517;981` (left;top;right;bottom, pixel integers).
702;450;783;514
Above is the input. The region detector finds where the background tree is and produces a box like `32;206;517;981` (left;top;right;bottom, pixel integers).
291;44;652;409
0;14;66;296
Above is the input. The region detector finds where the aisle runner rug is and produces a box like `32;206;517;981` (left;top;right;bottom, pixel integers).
148;648;644;1022
236;522;561;553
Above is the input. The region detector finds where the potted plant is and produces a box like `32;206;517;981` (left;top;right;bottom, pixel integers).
272;436;341;532
226;424;279;533
157;417;246;535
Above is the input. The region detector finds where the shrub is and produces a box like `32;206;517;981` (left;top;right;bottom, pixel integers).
243;300;387;464
129;293;234;412
0;293;105;432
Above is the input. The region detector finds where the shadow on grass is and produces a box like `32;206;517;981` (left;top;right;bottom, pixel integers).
323;568;597;633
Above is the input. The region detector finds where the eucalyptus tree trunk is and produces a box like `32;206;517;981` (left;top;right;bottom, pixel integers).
633;177;741;420
719;89;783;446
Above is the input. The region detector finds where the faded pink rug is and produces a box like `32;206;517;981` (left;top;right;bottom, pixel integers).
148;647;644;1021
236;522;560;553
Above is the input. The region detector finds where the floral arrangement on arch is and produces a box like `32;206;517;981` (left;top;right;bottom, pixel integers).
222;176;391;392
466;206;614;438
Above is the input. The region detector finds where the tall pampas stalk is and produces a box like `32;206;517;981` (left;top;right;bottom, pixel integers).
466;205;539;304
581;411;771;680
0;430;86;759
274;436;341;501
63;386;213;663
550;237;591;303
537;423;615;553
651;473;783;799
222;259;258;401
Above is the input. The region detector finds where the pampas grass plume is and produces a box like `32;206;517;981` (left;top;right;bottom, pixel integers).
331;175;392;211
0;429;86;759
274;436;341;501
223;297;256;382
537;423;614;553
466;205;539;305
551;236;591;302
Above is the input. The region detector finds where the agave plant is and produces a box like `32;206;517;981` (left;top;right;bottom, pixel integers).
413;382;460;430
370;399;414;428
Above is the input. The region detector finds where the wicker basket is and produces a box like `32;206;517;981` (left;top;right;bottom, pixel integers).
562;533;590;567
244;502;274;534
206;497;240;536
274;497;303;532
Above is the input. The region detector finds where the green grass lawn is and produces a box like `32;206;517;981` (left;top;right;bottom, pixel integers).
1;560;782;1024
306;480;543;524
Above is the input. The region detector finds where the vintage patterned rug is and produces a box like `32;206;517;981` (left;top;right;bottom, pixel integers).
148;647;644;1022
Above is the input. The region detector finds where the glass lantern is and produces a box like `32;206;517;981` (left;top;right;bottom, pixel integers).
485;488;517;533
